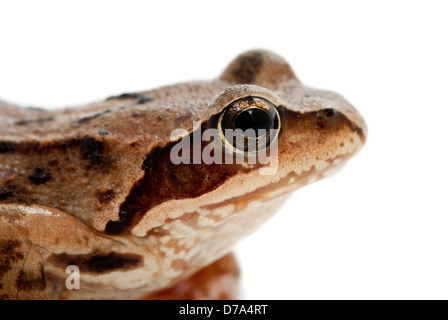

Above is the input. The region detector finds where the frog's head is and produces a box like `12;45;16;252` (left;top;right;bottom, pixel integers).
111;50;366;256
99;50;367;290
213;49;367;178
190;49;367;233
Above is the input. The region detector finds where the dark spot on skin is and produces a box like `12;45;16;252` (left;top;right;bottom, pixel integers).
0;294;8;300
77;116;93;124
48;159;58;166
158;115;164;121
16;266;46;291
80;136;104;167
0;240;24;282
0;141;15;154
14;117;55;126
48;252;143;274
304;94;312;98
99;130;109;136
28;168;52;185
106;92;154;105
106;92;141;100
96;189;115;204
0;188;12;200
231;51;263;83
77;109;113;124
136;96;153;104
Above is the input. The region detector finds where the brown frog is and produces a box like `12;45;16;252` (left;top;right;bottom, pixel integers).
0;50;366;299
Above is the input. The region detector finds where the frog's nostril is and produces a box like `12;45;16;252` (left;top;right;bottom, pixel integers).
317;108;335;121
324;109;334;118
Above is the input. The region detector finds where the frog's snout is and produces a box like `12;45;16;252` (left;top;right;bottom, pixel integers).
330;99;368;146
316;102;367;149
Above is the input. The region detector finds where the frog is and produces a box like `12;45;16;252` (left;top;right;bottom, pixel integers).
0;50;366;300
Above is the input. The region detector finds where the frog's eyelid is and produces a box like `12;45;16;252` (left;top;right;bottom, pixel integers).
203;84;283;121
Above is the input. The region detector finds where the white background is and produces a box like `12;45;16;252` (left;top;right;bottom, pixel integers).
1;1;447;299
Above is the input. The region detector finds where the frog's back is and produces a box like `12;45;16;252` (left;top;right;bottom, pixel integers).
0;80;228;140
0;80;228;232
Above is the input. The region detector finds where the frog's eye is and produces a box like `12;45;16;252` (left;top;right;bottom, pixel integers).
217;96;281;153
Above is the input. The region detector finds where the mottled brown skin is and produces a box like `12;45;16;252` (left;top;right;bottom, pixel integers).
0;50;366;299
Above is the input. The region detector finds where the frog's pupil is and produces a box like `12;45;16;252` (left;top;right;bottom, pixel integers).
234;108;272;136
